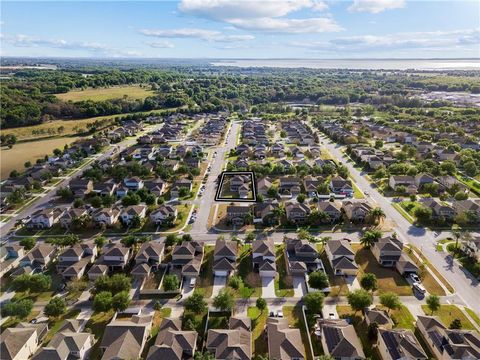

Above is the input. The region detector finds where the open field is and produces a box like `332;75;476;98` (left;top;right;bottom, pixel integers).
55;85;155;102
1;136;82;179
421;305;476;330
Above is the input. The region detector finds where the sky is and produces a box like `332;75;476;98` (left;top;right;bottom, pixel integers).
1;0;479;59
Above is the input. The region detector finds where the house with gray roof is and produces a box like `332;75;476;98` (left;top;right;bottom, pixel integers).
377;328;427;360
147;318;197;360
317;319;366;360
206;316;252;360
267;317;305;360
325;239;358;276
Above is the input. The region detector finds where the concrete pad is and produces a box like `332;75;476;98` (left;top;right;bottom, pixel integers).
261;276;276;298
345;276;361;291
322;304;339;319
212;276;227;297
293;276;307;298
182;276;195;299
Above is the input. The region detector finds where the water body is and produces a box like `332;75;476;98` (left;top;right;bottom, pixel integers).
210;59;480;70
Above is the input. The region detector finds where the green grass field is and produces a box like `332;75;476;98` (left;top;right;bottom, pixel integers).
421;305;476;330
55;85;155;102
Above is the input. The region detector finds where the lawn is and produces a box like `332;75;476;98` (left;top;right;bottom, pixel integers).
283;306;313;360
207;312;230;329
446;244;480;279
247;306;268;357
183;310;208;347
465;308;480;328
141;307;172;359
336;305;380;360
274;245;294;297
194;246;214;298
1;310;39;332
319;251;349;296
402;249;446;296
43;308;81;344
234;245;262;298
352;245;413;296
421;305;476;331
377;304;416;331
55;85;155;102
84;310;115;360
351;180;365;199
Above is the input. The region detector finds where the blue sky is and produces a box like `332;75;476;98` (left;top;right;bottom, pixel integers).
1;0;479;58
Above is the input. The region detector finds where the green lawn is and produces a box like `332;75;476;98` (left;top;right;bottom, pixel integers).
207;312;230;329
378;304;416;331
352;245;413;296
195;246;214;298
421;305;476;331
247;306;268;357
55;85;155;102
43;308;81;344
319;251;349;296
465;308;480;328
233;245;261;298
84;310;115;360
274;245;294;297
141;307;172;359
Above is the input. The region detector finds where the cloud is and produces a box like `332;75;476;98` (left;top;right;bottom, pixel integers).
229;17;342;33
290;28;480;53
139;27;255;42
4;34;143;57
177;0;339;34
147;40;175;48
348;0;405;14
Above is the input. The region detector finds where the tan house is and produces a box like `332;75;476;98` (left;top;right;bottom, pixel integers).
325;239;358;276
342;200;372;223
267;317;305;360
206;316;252;360
317;319;365;360
0;323;48;360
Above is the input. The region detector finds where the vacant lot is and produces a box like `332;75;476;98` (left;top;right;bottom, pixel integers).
1;136;81;179
55;85;155;102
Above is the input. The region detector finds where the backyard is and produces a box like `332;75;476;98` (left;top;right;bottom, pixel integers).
274;245;294;297
247;306;268;357
421;305;476;331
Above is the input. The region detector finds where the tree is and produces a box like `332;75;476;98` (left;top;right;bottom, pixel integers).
368;207;385;225
112;291;130;312
256;297;267;313
213;289;235;312
303;291;325;314
44;297;66;317
194;352;215;360
449;318;462;329
1;299;33;318
94;274;130;295
20;237;35;250
12;274;51;293
379;292;401;314
360;273;378;293
297;193;306;203
347;289;372;314
94;236;107;248
464;161;478;177
413;206;432;223
367;322;379;340
360;230;382;248
93;291;113;312
228;275;243;290
163;275;180;291
182;234;193;242
245;232;256;242
184;293;207;314
308;271;329;290
454;191;468;201
426;294;440;315
165;234;179;247
451;226;466;254
90;196;103;208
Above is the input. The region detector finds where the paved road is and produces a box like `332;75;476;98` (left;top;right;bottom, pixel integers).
319;134;480;314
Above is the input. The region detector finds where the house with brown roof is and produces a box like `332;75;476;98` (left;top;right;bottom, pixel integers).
285;237;322;275
172;241;204;278
206;316;252;360
68;179;93;198
329;176;354;197
59;207;90;229
87;264;108;280
252;239;276;277
100;314;152;360
317;201;342;223
420;198;455;220
150;205;177;226
92;207;120;227
32;329;94;360
316;319;366;360
325;239;358;276
147;318;198;360
20;244;56;270
371;236;403;268
461;236;480;261
213;239;237;276
377;328;427;360
253;201;280;225
389;176;416;192
267;317;305;360
416;315;480;360
364;308;393;329
120;205;147;225
342;200;373;223
285;202;311;224
453;199;480;221
97;243;131;271
226;205;252;226
27;207;65;229
135;242;164;269
1;323;48;360
257;177;273;197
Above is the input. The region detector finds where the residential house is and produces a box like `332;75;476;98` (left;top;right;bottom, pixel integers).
316;319;366;360
279;177;301;195
147;318;198;360
325;239;358;276
257;178;273;197
57;242;97;280
371;236;403;267
59;208;89;229
124;177;144;190
377;328;427;360
206;316;252;360
395;254;419;276
303;176;322;197
329;176;354;197
252;239;276;277
150;205;177;225
92;207;120;227
213;239;237;276
144;178;166;197
317;201;342;223
100;315;152;360
453;199;480;222
285;202;311;224
364;308;393;329
416;315;480;360
389;176;416;192
343;200;373;223
285;237;321;275
120;205;147;225
87;264;108;280
461;236;480;261
32;330;94;360
98;243;131;271
28;208;64;229
226;205;252;226
20;244;56;270
253;201;279;225
135;242;164;269
68;179;93;198
415;173;435;189
0;323;48;360
420;198;455;220
170;179;193;198
172;241;204;278
267;317;305;360
93;181;118;197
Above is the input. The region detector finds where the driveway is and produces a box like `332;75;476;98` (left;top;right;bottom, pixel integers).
322;303;339;319
293;276;307;298
182;276;195;299
212;276;227;297
261;276;276;298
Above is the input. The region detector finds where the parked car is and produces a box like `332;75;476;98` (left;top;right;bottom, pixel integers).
413;282;426;294
276;310;284;318
409;273;421;283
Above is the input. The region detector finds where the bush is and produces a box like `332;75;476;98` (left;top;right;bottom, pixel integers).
112;291;130;311
93;291;113;312
163;275;180;291
1;299;33;318
308;271;329;290
228;275;243;290
303;291;325;314
44;297;66;317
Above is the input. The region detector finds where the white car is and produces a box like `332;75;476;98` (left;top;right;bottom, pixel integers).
413;282;426;294
409;273;421;283
276;310;284;318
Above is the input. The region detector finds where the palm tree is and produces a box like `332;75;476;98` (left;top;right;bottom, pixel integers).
360;230;382;248
451;225;467;255
368;207;386;225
